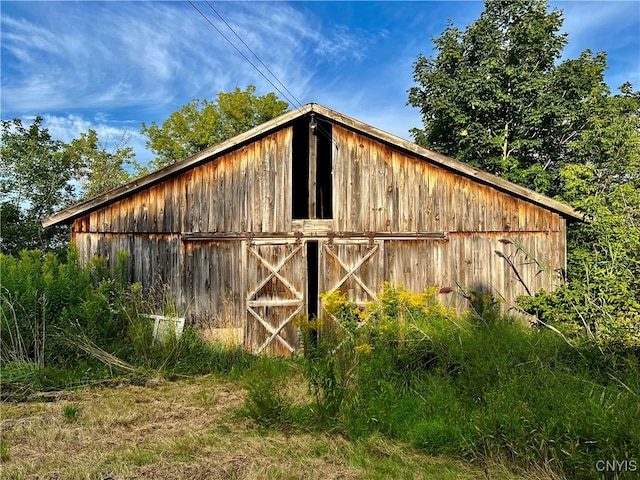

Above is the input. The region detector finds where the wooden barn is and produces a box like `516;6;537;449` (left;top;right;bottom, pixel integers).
43;104;582;356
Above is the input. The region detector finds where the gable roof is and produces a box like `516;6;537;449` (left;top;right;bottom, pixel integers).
42;103;583;228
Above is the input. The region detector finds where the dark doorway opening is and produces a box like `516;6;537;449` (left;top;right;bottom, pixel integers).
307;241;319;319
291;116;333;220
292;118;309;219
316;118;333;219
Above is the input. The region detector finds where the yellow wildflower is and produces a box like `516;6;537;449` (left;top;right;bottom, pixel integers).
354;344;374;355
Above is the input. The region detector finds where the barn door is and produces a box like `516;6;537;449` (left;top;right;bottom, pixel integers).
319;238;383;308
244;239;306;356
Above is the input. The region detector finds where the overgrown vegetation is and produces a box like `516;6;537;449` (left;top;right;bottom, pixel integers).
2;250;638;478
0;248;253;400
243;284;640;480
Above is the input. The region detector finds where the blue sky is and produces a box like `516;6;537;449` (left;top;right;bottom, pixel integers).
2;1;639;167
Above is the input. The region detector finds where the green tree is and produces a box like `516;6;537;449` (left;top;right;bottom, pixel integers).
522;86;640;348
66;129;137;199
408;0;640;348
1;117;79;254
141;86;288;170
407;0;608;196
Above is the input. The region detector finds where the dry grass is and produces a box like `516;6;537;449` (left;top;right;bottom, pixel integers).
1;375;546;480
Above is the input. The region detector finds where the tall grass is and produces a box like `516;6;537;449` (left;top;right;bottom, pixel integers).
0;248;253;399
252;283;640;479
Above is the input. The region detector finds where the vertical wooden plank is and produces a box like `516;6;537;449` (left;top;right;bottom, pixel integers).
89;210;99;233
253;139;263;232
502;194;512;232
308;124;317;220
157;182;167;233
440;169;451;232
141;236;151;289
229;151;239;233
381;143;391;233
491;187;501;233
414;158;424;232
216;157;226;232
348;131;359;230
172;176;182;234
281;128;293;232
147;184;158;233
517;199;526;232
244;142;254;233
262;137;273;232
200;162;211;233
192;165;203;233
371;142;384;232
269;134;278;232
512;197;521;232
359;133;368;231
335;127;344;231
238;144;248;232
342;129;353;232
274;132;283;231
425;164;436;232
333;127;345;231
237;149;245;232
463;178;473;232
162;180;174;233
477;185;487;232
97;205;106;233
405;156;415;231
390;150;401;231
208;161;218;232
141;187;151;233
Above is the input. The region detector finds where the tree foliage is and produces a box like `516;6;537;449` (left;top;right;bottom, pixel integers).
1;119;137;255
521;87;640;348
408;0;608;196
409;0;640;348
66;129;136;200
0;117;79;254
141;85;288;170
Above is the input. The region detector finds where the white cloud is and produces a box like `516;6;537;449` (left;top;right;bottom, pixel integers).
1;1;392;117
36;113;151;167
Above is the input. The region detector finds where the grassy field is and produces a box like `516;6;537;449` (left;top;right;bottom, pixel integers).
1;374;550;480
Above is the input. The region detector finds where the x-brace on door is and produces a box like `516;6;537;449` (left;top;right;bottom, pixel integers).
319;238;383;308
243;239;306;356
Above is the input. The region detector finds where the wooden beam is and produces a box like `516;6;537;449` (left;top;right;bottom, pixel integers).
256;305;303;354
247;307;296;353
182;231;449;241
246;243;304;301
308;118;317;219
324;243;380;300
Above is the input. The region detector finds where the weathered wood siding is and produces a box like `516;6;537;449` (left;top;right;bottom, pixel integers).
69;117;570;355
80;128;292;235
71;128;294;335
329;124;566;310
331;124;562;234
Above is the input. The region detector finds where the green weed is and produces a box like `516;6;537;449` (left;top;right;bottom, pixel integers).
0;440;10;462
63;404;79;421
